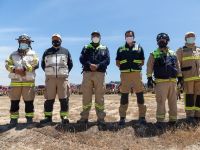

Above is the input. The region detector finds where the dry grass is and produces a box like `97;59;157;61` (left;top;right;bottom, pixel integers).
1;94;200;150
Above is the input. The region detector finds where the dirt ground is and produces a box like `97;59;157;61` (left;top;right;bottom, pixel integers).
1;94;200;150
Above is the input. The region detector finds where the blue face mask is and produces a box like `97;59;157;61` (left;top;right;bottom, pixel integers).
186;37;195;44
19;43;29;50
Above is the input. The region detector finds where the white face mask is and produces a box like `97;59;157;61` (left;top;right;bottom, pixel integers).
19;43;29;50
126;37;134;44
186;37;195;44
92;37;100;44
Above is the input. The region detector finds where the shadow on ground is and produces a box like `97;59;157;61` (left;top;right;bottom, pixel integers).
1;118;200;138
55;118;200;137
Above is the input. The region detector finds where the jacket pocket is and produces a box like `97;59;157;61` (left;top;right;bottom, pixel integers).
45;66;55;75
57;67;68;76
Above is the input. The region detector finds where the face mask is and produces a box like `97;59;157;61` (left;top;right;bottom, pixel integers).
92;37;100;44
52;40;61;47
158;41;168;48
126;37;134;44
19;43;29;50
186;37;195;44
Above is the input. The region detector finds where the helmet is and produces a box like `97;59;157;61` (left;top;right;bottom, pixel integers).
91;31;101;36
156;33;170;42
52;33;62;40
185;32;195;38
16;34;34;43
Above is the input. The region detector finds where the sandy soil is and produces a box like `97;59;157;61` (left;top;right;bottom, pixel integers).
1;94;200;150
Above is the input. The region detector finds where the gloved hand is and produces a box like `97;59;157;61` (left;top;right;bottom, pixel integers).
147;77;154;88
14;68;26;76
177;77;184;88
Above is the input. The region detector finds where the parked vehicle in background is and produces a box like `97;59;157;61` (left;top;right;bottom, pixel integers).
36;85;45;95
0;85;9;96
0;85;4;96
105;83;118;94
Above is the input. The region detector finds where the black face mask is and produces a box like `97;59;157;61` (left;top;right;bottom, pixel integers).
158;41;168;48
52;40;61;47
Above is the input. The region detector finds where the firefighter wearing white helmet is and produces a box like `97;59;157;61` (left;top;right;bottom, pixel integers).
176;32;200;123
5;34;39;126
40;33;73;125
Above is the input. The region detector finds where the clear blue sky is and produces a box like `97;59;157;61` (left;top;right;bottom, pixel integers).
0;0;200;85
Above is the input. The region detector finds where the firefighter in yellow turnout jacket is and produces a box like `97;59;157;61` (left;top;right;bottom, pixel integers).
116;30;146;125
5;34;39;125
147;33;181;124
176;32;200;122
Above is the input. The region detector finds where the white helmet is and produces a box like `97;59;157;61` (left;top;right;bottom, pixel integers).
52;33;62;41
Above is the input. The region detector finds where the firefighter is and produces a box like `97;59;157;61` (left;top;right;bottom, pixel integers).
147;33;181;125
40;33;73;124
176;32;200;123
5;34;39;126
116;30;146;126
78;31;110;128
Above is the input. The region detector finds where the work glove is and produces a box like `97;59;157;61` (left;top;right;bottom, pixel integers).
14;67;26;76
177;77;184;88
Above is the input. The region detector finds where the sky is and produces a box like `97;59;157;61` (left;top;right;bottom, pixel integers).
0;0;200;86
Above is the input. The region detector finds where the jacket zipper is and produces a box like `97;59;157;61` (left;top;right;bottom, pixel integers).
129;48;132;72
56;53;57;78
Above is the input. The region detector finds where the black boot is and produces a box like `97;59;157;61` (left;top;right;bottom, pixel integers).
10;118;18;126
138;117;146;125
186;116;196;125
61;117;69;125
24;101;34;124
10;100;20;126
168;121;177;127
118;117;126;126
194;117;200;123
26;117;33;124
97;119;106;131
59;99;69;125
40;117;52;124
40;99;54;124
77;118;88;124
155;121;166;129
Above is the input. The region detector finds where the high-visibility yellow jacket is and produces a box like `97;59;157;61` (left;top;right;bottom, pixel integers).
147;48;182;83
176;44;200;82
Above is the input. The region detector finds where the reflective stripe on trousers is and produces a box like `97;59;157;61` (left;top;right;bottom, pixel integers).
10;82;35;87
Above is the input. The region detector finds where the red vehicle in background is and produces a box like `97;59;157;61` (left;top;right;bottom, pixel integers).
105;83;118;94
0;85;9;96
